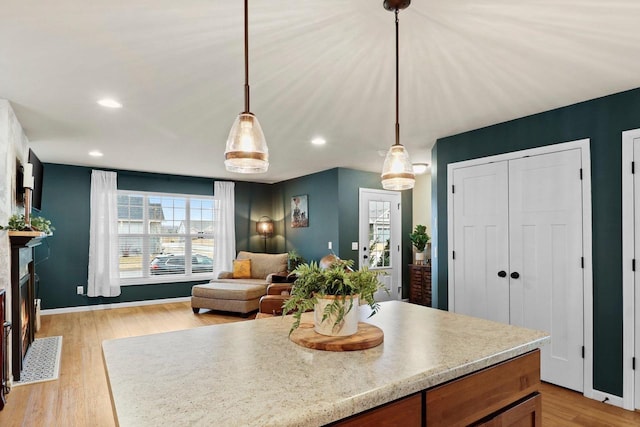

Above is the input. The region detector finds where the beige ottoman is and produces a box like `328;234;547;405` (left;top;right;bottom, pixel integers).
191;281;267;315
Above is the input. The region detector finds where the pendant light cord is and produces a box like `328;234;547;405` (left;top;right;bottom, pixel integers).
244;0;250;113
394;8;400;146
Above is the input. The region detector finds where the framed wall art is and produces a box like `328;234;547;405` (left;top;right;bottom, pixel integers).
291;195;308;228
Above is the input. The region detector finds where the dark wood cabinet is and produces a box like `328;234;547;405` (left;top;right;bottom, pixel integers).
408;264;431;307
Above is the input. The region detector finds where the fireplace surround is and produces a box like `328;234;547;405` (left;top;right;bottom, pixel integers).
9;231;44;382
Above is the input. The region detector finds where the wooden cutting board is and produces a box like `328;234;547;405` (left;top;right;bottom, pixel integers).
290;322;383;351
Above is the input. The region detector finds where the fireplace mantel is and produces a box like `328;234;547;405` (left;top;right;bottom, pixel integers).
8;231;47;247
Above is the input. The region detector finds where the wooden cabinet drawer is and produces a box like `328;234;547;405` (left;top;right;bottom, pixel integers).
330;392;422;426
425;350;540;426
474;393;541;427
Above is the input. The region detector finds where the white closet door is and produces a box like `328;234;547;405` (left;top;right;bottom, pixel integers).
633;137;640;409
451;162;510;323
508;149;584;392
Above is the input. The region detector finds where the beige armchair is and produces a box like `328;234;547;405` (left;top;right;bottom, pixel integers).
191;251;288;315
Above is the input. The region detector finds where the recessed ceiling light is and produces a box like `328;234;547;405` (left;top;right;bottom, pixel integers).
89;150;104;157
311;137;326;146
97;98;122;108
412;163;429;174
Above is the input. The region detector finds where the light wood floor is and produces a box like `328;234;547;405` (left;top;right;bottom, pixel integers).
0;302;638;427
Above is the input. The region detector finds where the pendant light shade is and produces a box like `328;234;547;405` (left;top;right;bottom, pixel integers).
381;0;415;190
381;144;415;190
224;0;269;174
225;113;269;173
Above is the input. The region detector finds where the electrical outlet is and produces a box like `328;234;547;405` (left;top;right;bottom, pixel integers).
351;242;358;250
76;285;83;295
328;241;332;250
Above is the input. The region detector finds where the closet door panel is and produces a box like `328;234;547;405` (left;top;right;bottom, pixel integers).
452;162;510;323
508;149;584;392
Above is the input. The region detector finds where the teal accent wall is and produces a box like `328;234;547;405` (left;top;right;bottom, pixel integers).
234;181;276;253
36;164;268;309
37;164;413;310
431;87;640;397
273;169;340;262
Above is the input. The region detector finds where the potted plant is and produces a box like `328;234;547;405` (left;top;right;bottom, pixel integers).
409;224;430;265
283;258;386;337
0;214;55;234
287;249;305;273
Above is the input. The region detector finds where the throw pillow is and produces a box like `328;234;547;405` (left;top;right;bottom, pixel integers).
233;259;252;279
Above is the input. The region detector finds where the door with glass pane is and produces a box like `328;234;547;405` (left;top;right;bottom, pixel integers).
359;189;402;301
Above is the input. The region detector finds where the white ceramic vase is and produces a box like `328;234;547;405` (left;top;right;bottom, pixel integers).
415;251;425;265
314;295;359;337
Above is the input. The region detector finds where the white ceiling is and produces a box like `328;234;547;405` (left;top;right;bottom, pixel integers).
2;0;640;183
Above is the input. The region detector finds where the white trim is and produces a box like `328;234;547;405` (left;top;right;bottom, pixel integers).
121;274;215;286
447;138;594;401
581;139;595;403
358;188;403;300
40;297;191;315
117;190;216;284
621;128;640;410
590;389;626;409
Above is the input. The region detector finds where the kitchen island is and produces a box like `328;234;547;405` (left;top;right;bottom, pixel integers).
102;301;548;426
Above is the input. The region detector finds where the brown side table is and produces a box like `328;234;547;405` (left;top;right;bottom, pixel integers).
409;264;431;307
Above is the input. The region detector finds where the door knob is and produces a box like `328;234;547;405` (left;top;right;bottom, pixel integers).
510;272;520;279
497;270;507;278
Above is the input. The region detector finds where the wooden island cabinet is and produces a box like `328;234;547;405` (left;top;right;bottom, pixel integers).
333;350;541;426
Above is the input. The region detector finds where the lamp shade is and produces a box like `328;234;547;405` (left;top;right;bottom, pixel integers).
412;163;429;174
225;113;269;173
381;144;415;190
256;216;274;236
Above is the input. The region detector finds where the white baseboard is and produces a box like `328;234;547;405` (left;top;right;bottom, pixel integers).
40;296;191;315
590;389;625;409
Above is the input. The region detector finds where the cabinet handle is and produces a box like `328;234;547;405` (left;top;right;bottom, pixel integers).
363;255;368;259
497;270;507;278
510;272;520;279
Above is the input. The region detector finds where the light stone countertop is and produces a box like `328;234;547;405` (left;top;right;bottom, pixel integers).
102;301;549;426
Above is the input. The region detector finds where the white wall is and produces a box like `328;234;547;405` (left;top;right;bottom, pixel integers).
0;99;30;382
412;172;432;260
412;172;432;235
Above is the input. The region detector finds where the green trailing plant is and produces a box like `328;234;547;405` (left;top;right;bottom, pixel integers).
409;224;430;252
1;214;28;231
0;214;55;234
31;216;55;234
282;258;387;335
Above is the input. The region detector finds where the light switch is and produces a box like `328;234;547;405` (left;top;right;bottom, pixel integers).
351;242;358;250
328;241;332;250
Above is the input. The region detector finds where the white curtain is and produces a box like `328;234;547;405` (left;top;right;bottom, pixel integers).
213;181;236;277
87;170;120;297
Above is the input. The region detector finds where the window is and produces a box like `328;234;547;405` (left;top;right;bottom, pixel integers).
367;200;391;268
117;191;217;284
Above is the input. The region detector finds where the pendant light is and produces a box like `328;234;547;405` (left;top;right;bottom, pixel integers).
381;0;415;190
224;0;269;173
